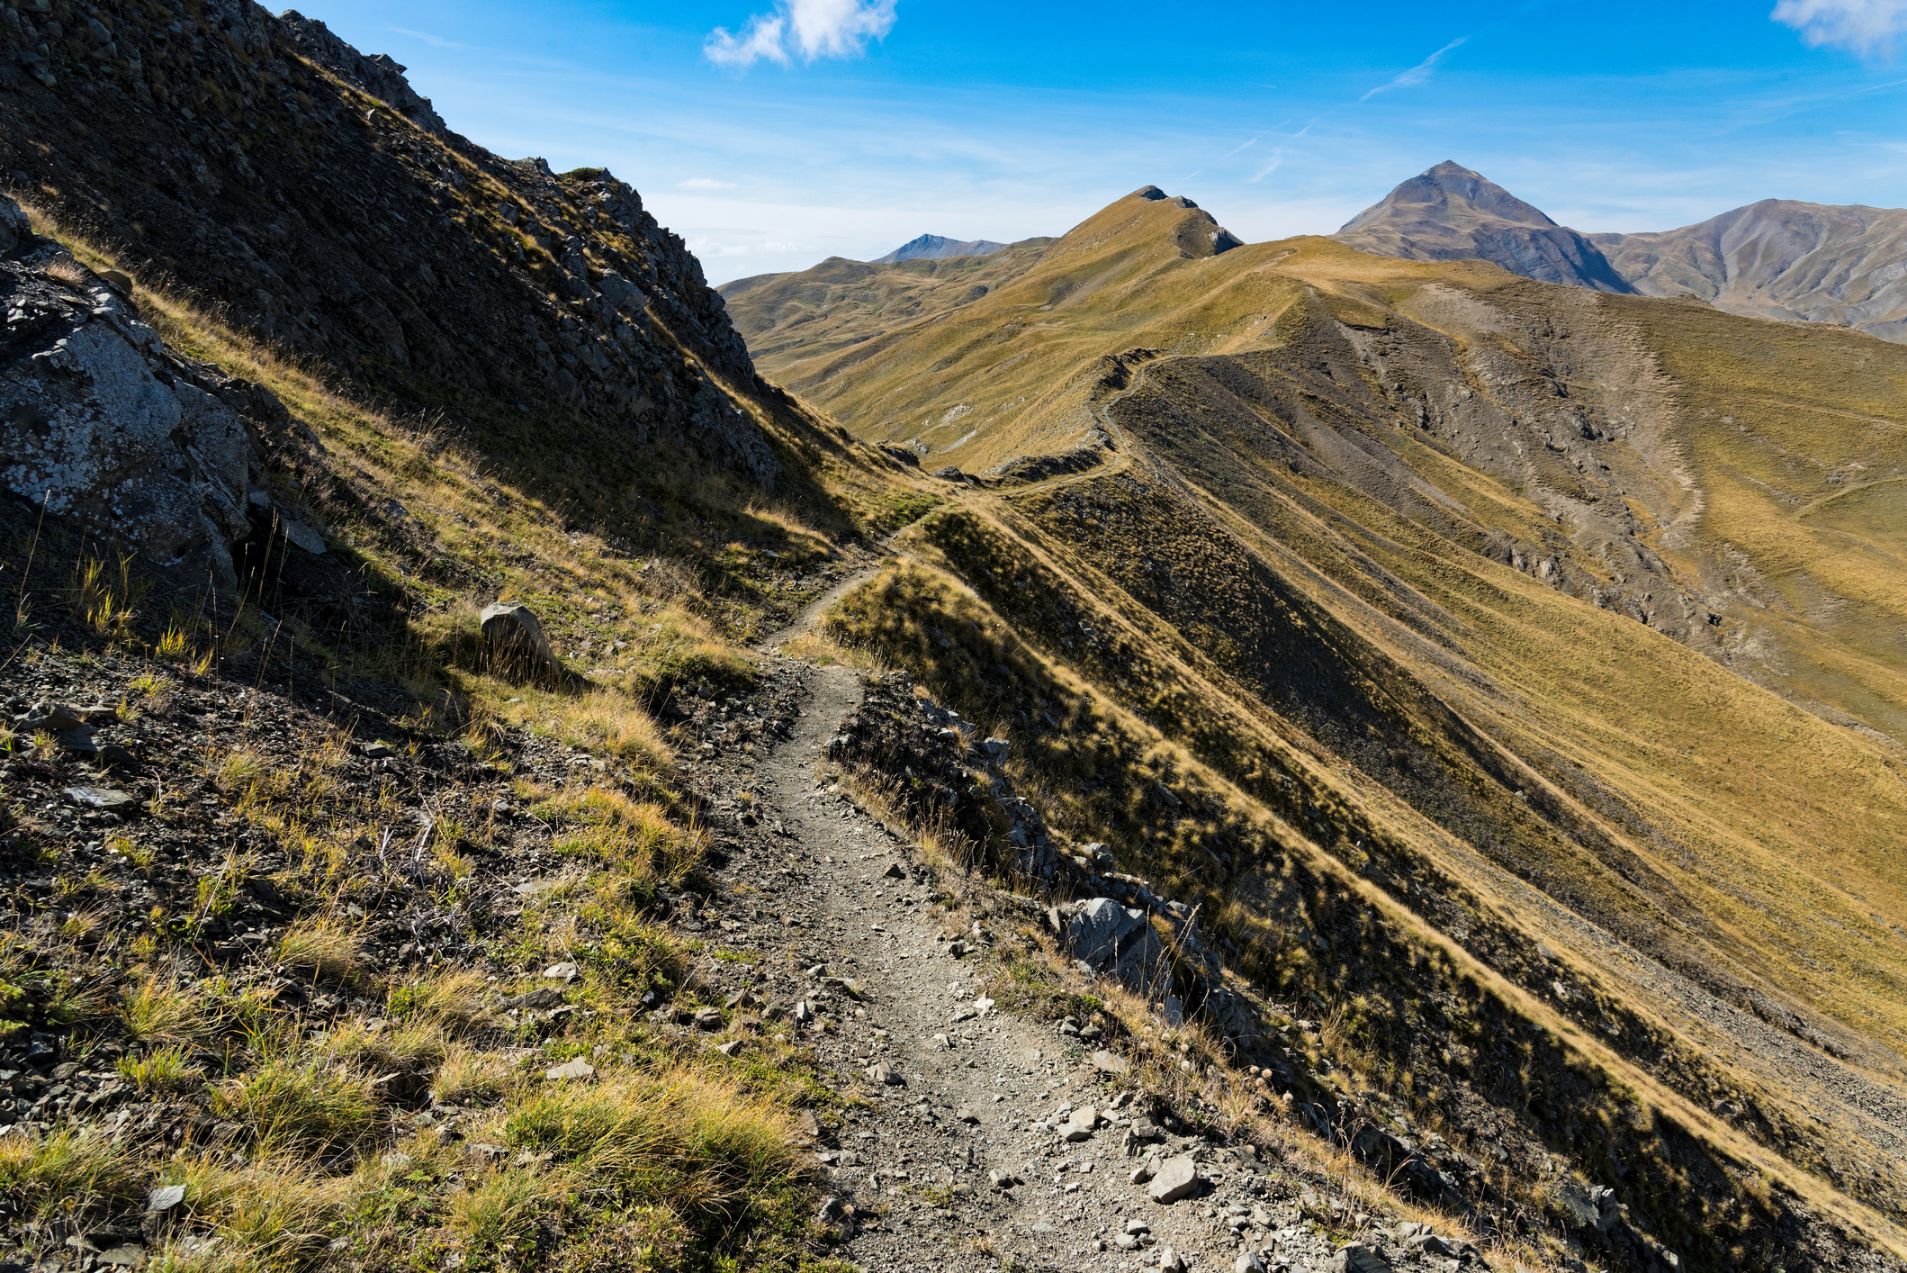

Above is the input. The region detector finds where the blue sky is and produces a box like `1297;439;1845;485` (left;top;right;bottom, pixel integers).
294;0;1907;282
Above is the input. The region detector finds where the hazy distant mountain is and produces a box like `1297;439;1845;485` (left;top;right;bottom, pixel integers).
1334;160;1633;292
1592;200;1907;342
873;233;1008;264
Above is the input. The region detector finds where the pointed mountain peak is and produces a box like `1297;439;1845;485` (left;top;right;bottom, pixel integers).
1343;161;1557;233
1054;187;1244;263
872;234;1007;265
1334;162;1630;293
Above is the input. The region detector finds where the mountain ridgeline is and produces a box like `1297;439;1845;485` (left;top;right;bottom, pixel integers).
874;233;1010;264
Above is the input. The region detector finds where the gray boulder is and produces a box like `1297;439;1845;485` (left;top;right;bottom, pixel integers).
0;199;25;255
1148;1154;1203;1204
1335;1246;1392;1273
1066;896;1170;997
480;602;563;681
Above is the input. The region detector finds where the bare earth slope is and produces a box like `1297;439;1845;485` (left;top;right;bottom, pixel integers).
1593;200;1907;342
740;185;1907;1269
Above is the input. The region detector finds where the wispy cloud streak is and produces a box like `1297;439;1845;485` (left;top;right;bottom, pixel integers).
1361;36;1467;100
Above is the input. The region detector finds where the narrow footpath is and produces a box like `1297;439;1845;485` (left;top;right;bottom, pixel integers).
687;586;1455;1271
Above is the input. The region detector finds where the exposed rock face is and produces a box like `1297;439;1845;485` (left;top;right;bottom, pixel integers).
873;234;1009;264
0;198;265;588
1593;199;1907;342
1335;161;1633;292
0;0;780;487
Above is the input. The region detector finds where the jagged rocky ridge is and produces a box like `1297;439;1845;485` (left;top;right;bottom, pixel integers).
0;1;782;484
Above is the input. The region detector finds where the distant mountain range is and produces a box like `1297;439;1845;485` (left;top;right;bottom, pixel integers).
873;233;1008;264
744;166;1907;345
1335;162;1907;342
1590;200;1907;342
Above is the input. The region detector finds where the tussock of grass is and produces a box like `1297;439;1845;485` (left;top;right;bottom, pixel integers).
276;915;367;985
117;1043;204;1094
434;1045;520;1106
0;1127;144;1229
121;970;204;1045
503;1070;808;1231
388;968;494;1032
211;1056;383;1158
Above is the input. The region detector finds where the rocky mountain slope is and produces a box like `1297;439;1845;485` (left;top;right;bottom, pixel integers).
1592;199;1907;342
873;233;1008;264
0;2;786;502
1333;161;1633;292
732;184;1907;1270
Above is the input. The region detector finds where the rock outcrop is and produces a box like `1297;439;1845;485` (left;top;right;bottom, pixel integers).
479;601;564;683
0;196;280;589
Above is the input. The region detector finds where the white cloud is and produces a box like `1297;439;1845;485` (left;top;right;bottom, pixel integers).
679;176;739;191
1773;0;1907;56
706;14;790;68
705;0;897;70
1361;36;1467;101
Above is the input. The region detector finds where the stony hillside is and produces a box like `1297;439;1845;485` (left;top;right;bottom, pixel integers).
1592;200;1907;342
733;185;1907;1270
1334;162;1633;293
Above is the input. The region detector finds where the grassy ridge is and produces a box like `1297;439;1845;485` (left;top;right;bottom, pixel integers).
754;188;1907;1262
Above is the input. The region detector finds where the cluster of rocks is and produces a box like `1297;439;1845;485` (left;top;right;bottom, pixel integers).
0;195;322;590
827;673;1262;1048
0;0;784;489
826;675;1062;886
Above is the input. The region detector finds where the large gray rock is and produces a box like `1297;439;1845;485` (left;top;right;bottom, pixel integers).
1148;1154;1203;1204
1335;1246;1392;1273
0;199;25;255
479;602;563;682
0;200;260;589
1066;896;1148;966
1066;896;1170;996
